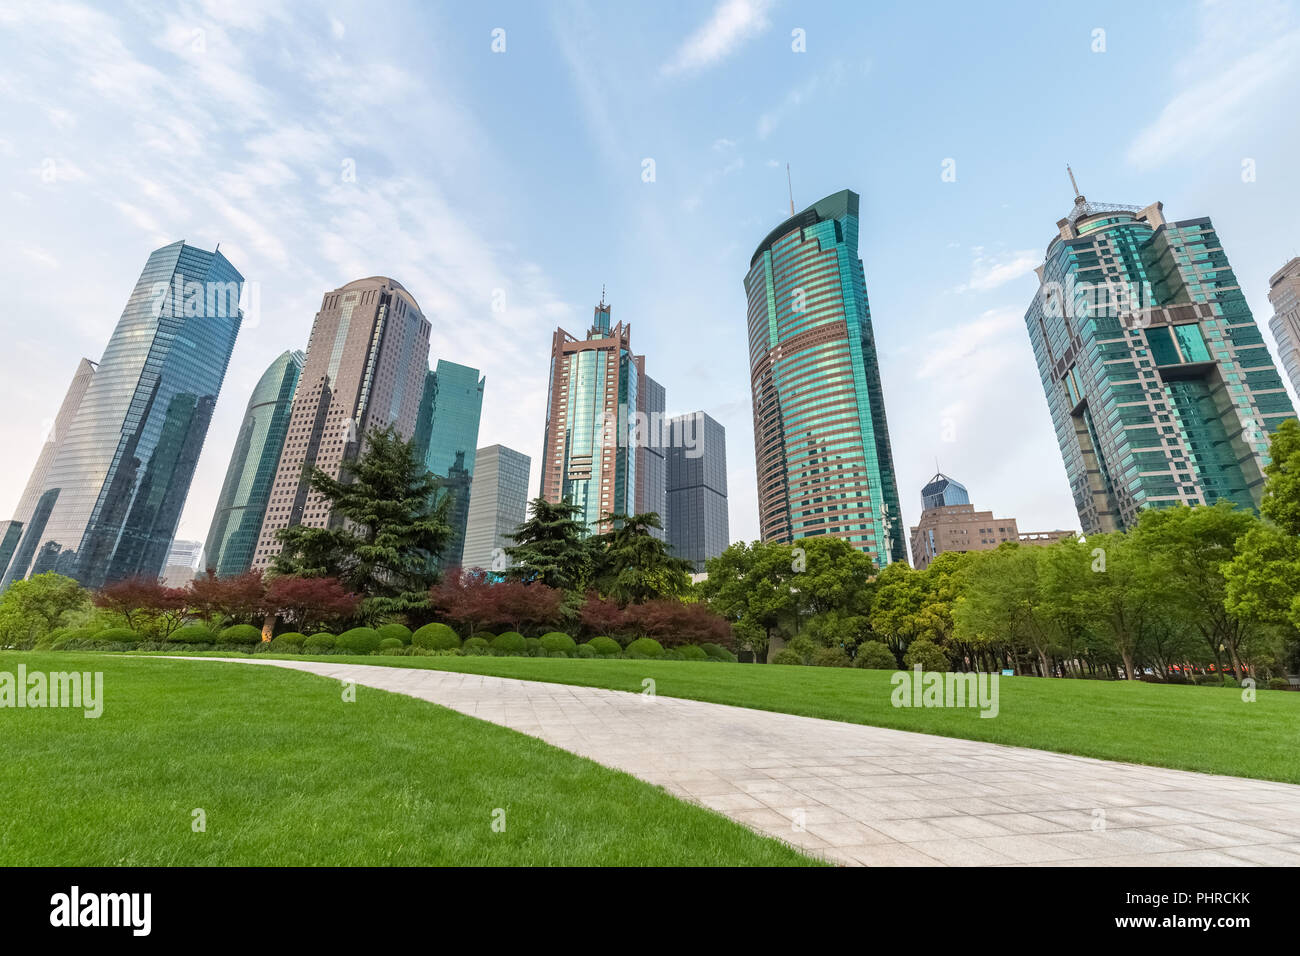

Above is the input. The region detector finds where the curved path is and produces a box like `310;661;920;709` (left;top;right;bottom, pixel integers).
176;657;1300;866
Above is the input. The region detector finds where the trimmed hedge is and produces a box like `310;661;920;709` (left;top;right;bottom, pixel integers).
854;640;896;670
524;637;542;656
463;636;490;655
221;624;263;646
625;637;665;659
587;636;622;657
412;622;460;651
491;631;527;655
1268;678;1290;691
168;624;216;645
771;648;802;665
576;643;597;658
377;623;412;646
303;632;336;652
812;646;851;668
678;644;709;661
92;627;141;646
275;631;307;647
699;642;736;663
540;632;576;656
378;637;403;650
337;627;382;655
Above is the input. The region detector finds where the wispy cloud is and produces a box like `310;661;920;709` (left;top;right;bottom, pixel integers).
955;247;1038;294
661;0;773;77
757;61;844;139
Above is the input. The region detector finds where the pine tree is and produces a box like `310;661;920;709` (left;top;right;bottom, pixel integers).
504;497;592;590
589;511;692;605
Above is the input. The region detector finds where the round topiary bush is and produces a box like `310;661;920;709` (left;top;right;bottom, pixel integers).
540;632;576;656
771;648;802;665
303;632;336;652
168;624;216;644
377;623;412;646
625;637;665;659
587;636;622;657
699;642;736;663
412;622;461;650
491;631;527;655
812;646;851;668
525;637;543;656
663;648;684;661
576;643;597;658
678;644;708;661
854;640;896;670
902;638;949;672
378;637;403;650
275;631;307;647
45;626;99;650
1268;677;1290;690
220;624;262;646
92;627;141;646
337;627;382;655
463;636;490;655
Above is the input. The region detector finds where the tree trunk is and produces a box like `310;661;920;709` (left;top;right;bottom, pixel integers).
261;612;276;642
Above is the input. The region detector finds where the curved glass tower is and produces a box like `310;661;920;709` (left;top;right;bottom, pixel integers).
743;189;905;568
203;349;304;576
4;240;243;589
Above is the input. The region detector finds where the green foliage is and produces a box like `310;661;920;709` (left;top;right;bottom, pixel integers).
412;622;461;650
275;631;307;647
700;541;801;661
811;646;851;667
784;634;816;664
524;637;543;656
770;648;802;665
463;636;490;655
504;497;592;590
539;632;576;656
337;627;382;655
92;627;141;646
272;425;453;619
303;633;336;652
376;623;413;646
678;644;708;661
220;624;262;646
0;573;89;649
168;625;216;645
699;642;736;663
853;640;897;670
576;643;597;658
903;638;949;671
587;635;622;657
1268;677;1291;691
589;512;692;604
491;631;528;655
625;637;665;659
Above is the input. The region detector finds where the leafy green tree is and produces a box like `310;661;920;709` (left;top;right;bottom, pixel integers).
504;497;592;590
700;541;800;662
272;426;452;620
0;573;89;649
588;512;692;604
953;545;1059;676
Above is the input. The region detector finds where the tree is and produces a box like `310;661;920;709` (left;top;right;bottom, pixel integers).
699;541;799;661
272;425;453;620
428;568;563;635
623;599;733;648
93;576;189;638
0;573;89;649
188;570;266;630
589;511;692;604
504;497;592;590
263;575;360;634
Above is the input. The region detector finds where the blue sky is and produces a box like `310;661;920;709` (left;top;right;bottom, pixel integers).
1;0;1298;552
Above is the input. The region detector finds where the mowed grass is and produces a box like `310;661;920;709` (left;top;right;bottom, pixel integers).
0;652;815;866
248;653;1300;785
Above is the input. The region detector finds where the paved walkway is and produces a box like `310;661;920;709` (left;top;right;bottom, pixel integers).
179;657;1300;866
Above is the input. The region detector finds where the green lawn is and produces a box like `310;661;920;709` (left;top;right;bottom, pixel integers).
0;652;814;866
233;652;1300;785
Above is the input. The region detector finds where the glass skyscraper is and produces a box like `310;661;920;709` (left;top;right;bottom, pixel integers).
1024;193;1296;533
461;444;532;572
203;349;304;576
4;241;243;589
744;188;906;568
665;411;729;572
414;359;485;567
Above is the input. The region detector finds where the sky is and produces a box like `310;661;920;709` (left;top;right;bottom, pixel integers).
1;0;1298;556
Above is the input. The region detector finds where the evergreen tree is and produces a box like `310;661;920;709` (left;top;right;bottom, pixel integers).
504;497;592;590
589;511;692;604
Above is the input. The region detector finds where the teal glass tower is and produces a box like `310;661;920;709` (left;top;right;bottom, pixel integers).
414;359;485;566
744;189;906;568
203;350;304;576
1024;188;1296;533
4;240;243;588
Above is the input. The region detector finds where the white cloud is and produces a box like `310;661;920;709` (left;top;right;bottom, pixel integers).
955;247;1038;293
661;0;773;77
757;61;844;139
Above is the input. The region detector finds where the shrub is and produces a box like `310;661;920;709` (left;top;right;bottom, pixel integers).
303;632;336;652
472;630;496;642
491;631;528;655
378;637;404;650
576;643;597;658
377;623;412;646
92;627;141;646
525;637;543;656
903;638;949;671
625;637;665;659
220;624;262;646
168;624;216;645
771;648;802;665
663;648;684;661
267;633;303;653
275;631;307;647
540;632;576;656
43;626;98;650
699;642;736;663
785;635;815;664
854;640;896;670
1268;677;1291;691
623;599;733;649
678;644;708;661
812;646;851;668
337;627;382;655
587;636;622;657
463;636;490;655
412;622;460;650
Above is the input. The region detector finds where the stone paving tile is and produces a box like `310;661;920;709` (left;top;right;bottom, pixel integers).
172;657;1300;868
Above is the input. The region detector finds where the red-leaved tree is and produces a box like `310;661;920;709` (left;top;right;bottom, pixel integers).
429;569;564;636
188;570;267;629
624;599;734;649
94;577;190;638
579;593;627;638
264;576;360;634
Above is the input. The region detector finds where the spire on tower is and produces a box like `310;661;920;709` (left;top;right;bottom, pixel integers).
1066;164;1085;204
786;163;795;215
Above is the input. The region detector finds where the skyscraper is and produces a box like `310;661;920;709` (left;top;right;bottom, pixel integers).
1267;257;1300;399
413;359;485;567
251;276;430;570
920;473;970;510
633;360;666;538
461;444;532;571
3;241;242;589
541;295;654;535
1024;188;1296;534
203;349;304;576
161;538;203;588
744;188;906;568
665;411;729;572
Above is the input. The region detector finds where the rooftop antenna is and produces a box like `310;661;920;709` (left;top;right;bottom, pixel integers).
786;163;795;215
1066;164;1084;204
599;283;607;308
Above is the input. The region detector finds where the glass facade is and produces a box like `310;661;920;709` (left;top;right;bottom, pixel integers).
1024;198;1296;533
4;241;243;588
461;444;532;571
203;350;304;576
665;412;729;572
414;359;485;567
744;189;906;568
920;473;970;510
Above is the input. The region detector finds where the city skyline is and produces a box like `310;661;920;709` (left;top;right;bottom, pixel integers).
3;1;1300;556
